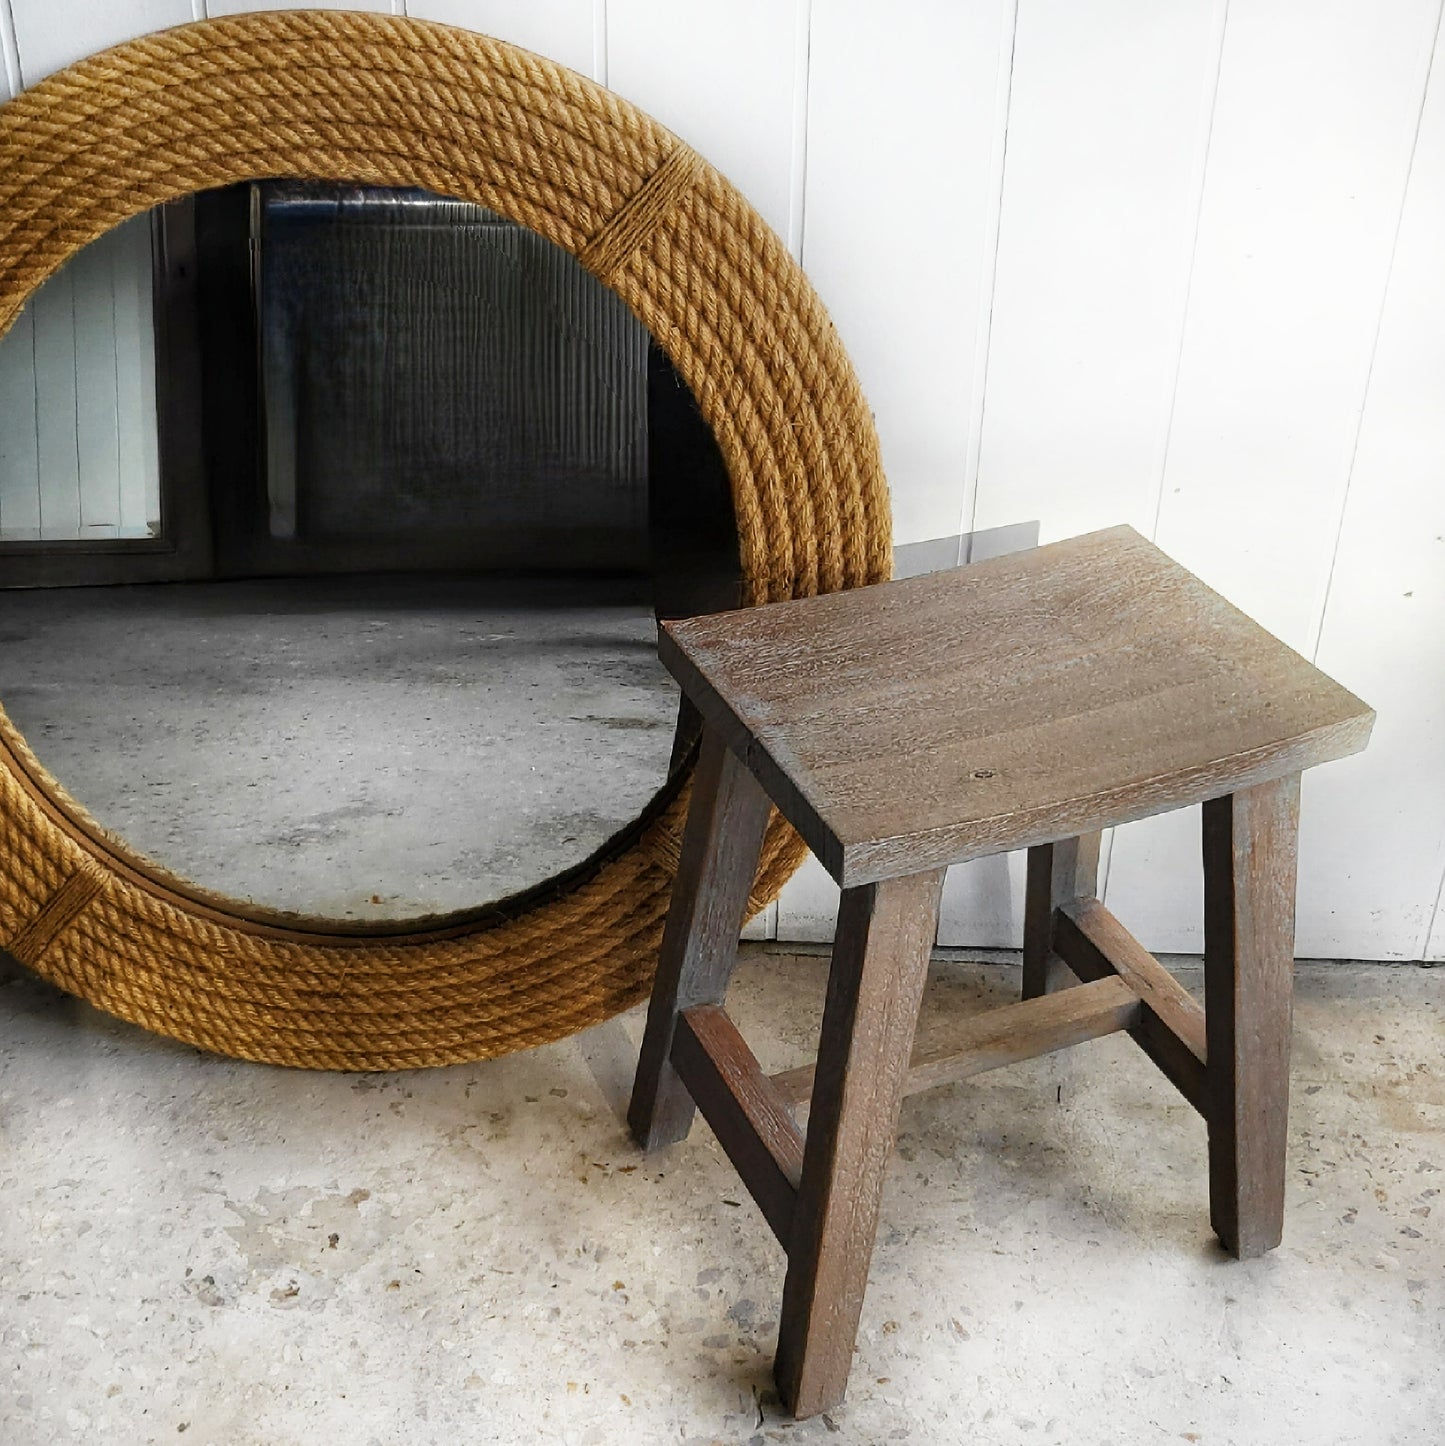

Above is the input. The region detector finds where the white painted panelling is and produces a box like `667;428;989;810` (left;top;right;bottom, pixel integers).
1102;807;1205;957
774;854;838;945
970;0;1222;543
1;2;20;98
10;0;191;83
2;0;1442;958
800;0;1014;550
207;1;392;13
1105;0;1441;956
1148;0;1439;651
405;1;596;78
779;0;1016;942
70;231;123;537
940;0;1221;950
1429;880;1445;963
30;266;81;537
938;853;1027;951
783;849;1025;953
0;310;40;538
113;214;160;536
0;220;159;543
607;0;799;245
1298;16;1445;961
739;899;777;944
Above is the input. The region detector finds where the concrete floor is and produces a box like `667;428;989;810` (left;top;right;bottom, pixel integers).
1;945;1441;1445
0;574;679;918
1;576;1442;1442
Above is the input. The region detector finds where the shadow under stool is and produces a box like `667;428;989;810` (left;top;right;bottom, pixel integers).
627;524;1373;1418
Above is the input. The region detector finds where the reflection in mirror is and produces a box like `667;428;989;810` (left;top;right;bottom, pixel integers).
0;214;160;543
0;183;739;921
0;575;679;918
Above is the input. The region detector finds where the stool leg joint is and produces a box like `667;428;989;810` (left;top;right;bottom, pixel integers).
1052;899;1208;1113
1023;834;1101;998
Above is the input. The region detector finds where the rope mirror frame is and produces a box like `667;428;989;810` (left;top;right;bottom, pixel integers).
0;10;891;1071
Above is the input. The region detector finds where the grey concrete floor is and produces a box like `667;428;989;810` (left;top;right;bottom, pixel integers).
1;945;1441;1445
1;575;1442;1442
0;573;680;919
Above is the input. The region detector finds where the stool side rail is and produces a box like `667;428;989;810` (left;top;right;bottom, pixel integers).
671;1004;805;1246
1052;898;1209;1113
770;973;1142;1107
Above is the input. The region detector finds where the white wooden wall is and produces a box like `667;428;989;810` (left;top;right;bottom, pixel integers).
0;215;159;540
1;1;1441;959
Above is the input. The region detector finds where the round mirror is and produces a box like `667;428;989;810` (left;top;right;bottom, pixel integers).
0;182;741;921
0;9;888;1069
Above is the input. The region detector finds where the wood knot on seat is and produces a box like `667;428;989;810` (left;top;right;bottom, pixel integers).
579;144;704;284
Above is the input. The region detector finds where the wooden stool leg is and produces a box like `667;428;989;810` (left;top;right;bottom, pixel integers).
775;869;945;1419
628;727;773;1151
1202;775;1300;1258
1023;833;1101;998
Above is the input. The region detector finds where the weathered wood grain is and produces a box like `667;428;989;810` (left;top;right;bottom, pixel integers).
628;728;773;1151
770;973;1140;1108
671;1004;803;1246
660;526;1373;886
1202;775;1300;1258
775;869;944;1418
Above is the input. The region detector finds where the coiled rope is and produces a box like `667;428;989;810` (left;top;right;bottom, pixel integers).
0;11;890;1070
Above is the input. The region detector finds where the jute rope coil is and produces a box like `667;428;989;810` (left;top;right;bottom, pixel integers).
0;11;891;1070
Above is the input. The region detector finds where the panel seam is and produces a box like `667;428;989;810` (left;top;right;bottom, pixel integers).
1147;0;1230;545
593;0;608;87
1307;0;1444;667
787;0;811;263
0;0;21;96
1425;854;1445;962
956;0;1020;563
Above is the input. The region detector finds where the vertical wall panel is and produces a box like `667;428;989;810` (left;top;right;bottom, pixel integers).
938;853;1027;951
10;0;192;82
1428;879;1445;963
774;854;839;946
0;310;40;538
70;230;123;536
1297;15;1445;961
608;0;799;246
801;0;1014;551
0;0;29;532
1;222;157;544
207;1;392;14
940;0;1222;950
1104;0;1441;956
113;213;160;536
2;1;1440;957
778;0;1017;941
30;266;80;537
405;1;596;78
0;2;19;98
1148;0;1439;651
970;0;1222;543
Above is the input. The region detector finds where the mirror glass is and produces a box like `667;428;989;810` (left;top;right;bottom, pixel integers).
0;183;738;921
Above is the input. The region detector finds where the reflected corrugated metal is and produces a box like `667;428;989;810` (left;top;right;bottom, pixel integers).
258;183;648;561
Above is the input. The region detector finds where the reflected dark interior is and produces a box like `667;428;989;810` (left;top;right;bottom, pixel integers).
193;180;740;614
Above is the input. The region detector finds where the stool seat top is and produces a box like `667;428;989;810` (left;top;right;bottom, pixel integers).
660;526;1373;886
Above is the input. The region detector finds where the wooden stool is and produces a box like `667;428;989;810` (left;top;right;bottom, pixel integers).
628;525;1373;1418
